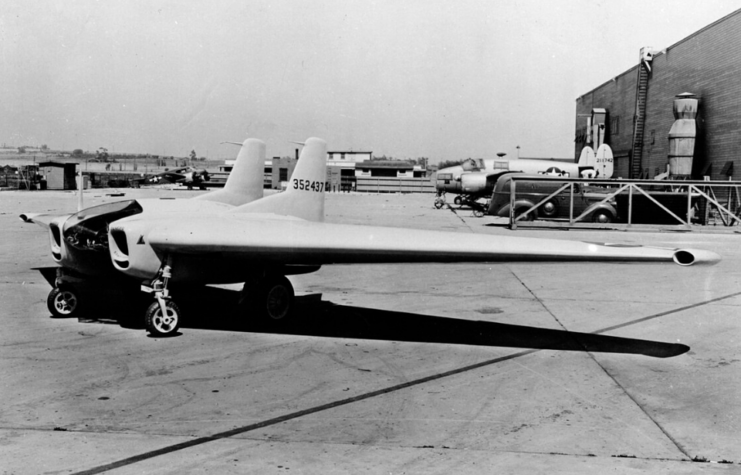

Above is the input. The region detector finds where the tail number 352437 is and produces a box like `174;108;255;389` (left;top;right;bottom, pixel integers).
293;179;325;192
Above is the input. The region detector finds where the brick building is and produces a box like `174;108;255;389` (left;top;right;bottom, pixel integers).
575;9;741;180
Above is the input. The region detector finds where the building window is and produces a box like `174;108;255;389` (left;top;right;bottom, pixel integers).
341;153;345;160
611;116;620;136
279;168;288;181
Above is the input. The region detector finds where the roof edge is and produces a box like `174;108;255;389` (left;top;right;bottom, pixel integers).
576;7;741;101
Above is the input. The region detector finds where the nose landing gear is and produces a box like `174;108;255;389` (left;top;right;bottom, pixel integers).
144;299;181;337
141;258;181;337
140;259;297;336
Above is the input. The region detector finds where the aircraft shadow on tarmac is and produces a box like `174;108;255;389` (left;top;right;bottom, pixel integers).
47;279;688;359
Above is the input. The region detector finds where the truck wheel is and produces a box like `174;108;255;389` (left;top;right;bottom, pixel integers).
592;210;613;223
541;200;558;217
515;207;535;221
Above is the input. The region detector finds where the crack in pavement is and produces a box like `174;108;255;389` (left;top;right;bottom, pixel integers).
444;202;478;233
508;266;741;461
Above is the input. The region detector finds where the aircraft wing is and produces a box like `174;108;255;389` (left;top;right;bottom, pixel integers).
19;213;69;230
157;172;186;183
145;214;719;266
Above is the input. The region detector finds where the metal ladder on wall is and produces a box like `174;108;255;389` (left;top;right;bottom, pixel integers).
630;61;650;179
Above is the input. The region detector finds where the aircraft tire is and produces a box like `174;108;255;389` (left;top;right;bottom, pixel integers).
258;275;295;322
454;196;462;205
46;285;81;318
47;286;82;318
145;300;181;337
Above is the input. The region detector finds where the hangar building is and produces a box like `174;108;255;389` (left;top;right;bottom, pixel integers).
38;161;78;190
575;8;741;181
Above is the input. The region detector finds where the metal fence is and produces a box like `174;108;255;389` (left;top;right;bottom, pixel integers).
506;175;741;230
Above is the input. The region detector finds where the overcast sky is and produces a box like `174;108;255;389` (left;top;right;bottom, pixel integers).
3;0;739;162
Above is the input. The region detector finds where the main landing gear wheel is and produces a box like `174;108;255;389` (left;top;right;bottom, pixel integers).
145;300;181;337
454;195;462;205
259;275;295;322
243;275;295;324
47;286;81;318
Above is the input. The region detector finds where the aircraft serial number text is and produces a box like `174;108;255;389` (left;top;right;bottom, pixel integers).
293;179;325;192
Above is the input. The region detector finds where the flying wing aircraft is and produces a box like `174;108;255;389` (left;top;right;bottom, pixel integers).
434;151;603;213
22;137;719;337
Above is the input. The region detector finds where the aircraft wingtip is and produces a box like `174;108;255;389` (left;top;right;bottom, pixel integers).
673;249;721;266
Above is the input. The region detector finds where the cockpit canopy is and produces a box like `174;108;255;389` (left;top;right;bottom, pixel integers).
461;158;485;172
62;200;144;252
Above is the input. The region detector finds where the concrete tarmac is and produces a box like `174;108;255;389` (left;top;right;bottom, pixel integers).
1;188;740;474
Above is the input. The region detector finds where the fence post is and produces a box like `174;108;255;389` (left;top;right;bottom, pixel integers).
509;178;517;229
687;185;693;225
569;183;574;223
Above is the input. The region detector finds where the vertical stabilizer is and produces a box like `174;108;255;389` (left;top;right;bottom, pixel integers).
232;137;327;222
595;143;614;178
578;146;595;167
195;139;265;206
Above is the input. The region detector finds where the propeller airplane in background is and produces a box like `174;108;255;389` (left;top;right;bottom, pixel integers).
433;145;613;213
133;166;212;190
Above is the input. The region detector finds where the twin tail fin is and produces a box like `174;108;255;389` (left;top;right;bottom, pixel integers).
195;138;265;206
232;137;327;222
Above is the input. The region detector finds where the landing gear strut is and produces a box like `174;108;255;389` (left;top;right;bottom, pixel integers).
141;257;181;337
140;260;297;336
434;191;447;209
